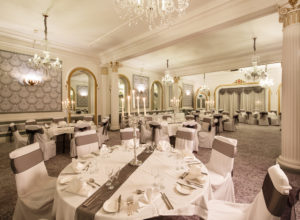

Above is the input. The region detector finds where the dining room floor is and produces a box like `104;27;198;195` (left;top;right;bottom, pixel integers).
0;123;299;219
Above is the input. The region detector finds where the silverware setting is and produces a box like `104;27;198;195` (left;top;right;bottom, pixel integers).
176;181;197;190
126;196;134;216
179;172;188;179
185;180;203;188
117;195;121;212
88;178;101;187
135;189;144;194
160;192;174;210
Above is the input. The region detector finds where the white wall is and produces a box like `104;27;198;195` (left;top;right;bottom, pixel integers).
181;63;282;112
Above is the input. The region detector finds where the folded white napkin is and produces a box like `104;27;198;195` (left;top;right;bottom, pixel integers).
181;150;195;159
71;158;87;173
137;188;160;209
65;178;92;197
185;166;205;184
59;176;75;185
157;140;171;152
58;121;67;128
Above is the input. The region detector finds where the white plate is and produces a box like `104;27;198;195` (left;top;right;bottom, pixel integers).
175;184;192;195
103;199;118;213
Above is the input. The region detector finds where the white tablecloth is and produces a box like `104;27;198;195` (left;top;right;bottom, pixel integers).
54;147;211;220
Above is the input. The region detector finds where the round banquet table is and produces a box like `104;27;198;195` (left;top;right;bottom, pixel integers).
54;146;211;220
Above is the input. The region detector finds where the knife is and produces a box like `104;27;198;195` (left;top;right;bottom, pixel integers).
160;192;171;210
117;195;121;212
176;181;197;190
186;180;203;188
162;192;174;210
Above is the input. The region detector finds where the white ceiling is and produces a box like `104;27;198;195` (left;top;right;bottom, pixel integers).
0;0;284;76
122;13;282;74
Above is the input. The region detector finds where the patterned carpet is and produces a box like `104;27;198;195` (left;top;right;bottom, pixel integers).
0;124;299;219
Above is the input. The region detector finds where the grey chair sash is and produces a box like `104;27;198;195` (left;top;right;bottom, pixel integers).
176;130;194;141
281;186;300;220
212;138;236;158
26;127;44;144
74;125;91;132
120;131;140;140
100;121;109;135
53;117;65;123
10;148;44;174
183;124;197;129
149;122;161;142
75;134;98;146
262;173;289;217
83;116;93;121
9;125;18;142
186;115;195;120
162;115;171;120
203;117;212;124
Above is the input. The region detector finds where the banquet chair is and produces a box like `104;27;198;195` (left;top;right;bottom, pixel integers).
162;115;172;121
9;123;27;149
25;119;37;125
120;127;140;148
248;112;258;125
100;119;110;142
259;112;270;126
34;127;56;161
206;136;237;202
175;127;197;152
9;143;56;220
149;121;170;147
198;118;216;148
75;130;99;157
183;121;199;151
238;110;247;123
52;117;65;124
207;164;292;220
83;115;93;122
185;115;195;121
223;118;237;132
268;112;280;126
70;125;92;157
140;123;152;144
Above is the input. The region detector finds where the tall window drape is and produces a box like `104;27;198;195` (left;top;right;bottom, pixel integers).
219;86;265;116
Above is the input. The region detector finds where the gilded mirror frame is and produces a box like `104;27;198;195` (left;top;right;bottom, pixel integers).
118;74;131;96
193;88;210;110
67;67;98;124
150;80;164;110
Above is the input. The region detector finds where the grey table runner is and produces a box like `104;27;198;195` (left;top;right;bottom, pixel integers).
75;148;153;220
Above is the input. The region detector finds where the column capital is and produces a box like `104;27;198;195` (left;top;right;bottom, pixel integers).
101;67;108;75
279;0;300;28
110;61;119;72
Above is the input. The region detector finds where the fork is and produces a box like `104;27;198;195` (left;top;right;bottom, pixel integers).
126;196;134;216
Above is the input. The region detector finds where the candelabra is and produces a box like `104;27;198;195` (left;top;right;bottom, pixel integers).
128;114;142;166
62;98;74;122
170;96;180;113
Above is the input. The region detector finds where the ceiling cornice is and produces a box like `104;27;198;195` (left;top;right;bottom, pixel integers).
171;43;282;76
98;0;279;64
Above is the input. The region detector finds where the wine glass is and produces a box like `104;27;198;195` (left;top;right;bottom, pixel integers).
105;167;114;190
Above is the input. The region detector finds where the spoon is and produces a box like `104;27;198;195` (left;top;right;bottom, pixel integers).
135;189;144;194
89;178;101;187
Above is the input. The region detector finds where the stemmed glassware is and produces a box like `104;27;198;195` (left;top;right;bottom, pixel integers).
105;167;114;190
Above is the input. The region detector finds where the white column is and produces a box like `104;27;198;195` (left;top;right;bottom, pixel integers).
100;67;110;119
277;2;300;171
109;62;120;130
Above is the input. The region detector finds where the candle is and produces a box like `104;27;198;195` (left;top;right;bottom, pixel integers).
121;98;124;117
132;90;135;109
143;97;146;115
127;96;131;115
137;96;140;115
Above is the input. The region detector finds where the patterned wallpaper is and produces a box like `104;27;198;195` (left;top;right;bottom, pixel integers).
76;85;88;107
0;50;62;113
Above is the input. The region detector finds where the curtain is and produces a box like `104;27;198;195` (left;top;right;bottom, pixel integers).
219;86;265;115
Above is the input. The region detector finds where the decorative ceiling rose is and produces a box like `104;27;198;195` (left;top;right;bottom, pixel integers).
240;37;273;87
162;59;174;85
114;0;190;30
25;14;62;86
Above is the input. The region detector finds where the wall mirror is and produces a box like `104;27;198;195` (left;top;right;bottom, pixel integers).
67;67;97;123
151;81;163;110
118;74;131;113
194;89;209;110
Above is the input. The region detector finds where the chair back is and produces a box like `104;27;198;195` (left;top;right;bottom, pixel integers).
207;136;237;177
9;143;47;196
25;119;37;125
175;127;195;152
248;164;291;220
185;115;195;121
183;121;198;129
120;128;140;141
52;117;65;124
75;130;98;157
74;124;91;132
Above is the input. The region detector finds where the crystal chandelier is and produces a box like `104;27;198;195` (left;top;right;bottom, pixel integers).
200;73;209;92
26;14;62;86
259;65;274;87
114;0;190;30
240;37;268;82
162;59;174;85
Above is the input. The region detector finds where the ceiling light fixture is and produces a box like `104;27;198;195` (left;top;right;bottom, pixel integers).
200;73;209;92
162;59;174;85
114;0;190;30
25;14;62;86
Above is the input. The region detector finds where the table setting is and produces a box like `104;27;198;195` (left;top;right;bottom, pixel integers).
54;143;210;220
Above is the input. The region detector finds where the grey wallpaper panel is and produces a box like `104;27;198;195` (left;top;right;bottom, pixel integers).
76;86;88;107
0;49;62;113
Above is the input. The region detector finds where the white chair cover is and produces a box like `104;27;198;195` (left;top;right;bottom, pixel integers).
223;119;236;132
120;127;140;148
75;130;99;157
175;127;197;152
238;111;247;123
140;124;152;144
9;123;27;149
9;143;56;220
70;129;95;157
268;112;280;126
206;136;237;202
207;164;291;220
25;119;37;125
248;113;258;125
149;121;170;146
34;129;56;161
198;119;216;148
259;112;270;126
96;126;104;147
182;121;199;151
